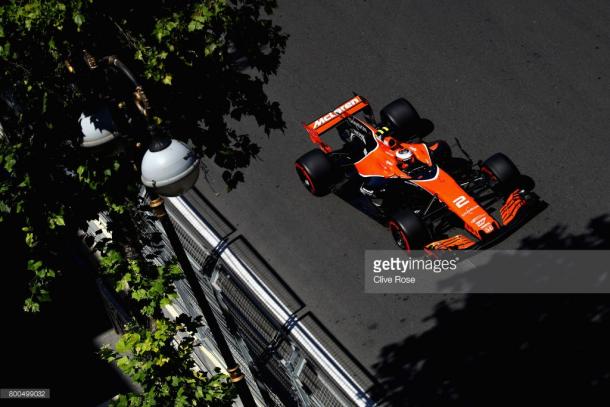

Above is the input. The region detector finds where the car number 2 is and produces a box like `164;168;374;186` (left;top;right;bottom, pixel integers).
453;196;470;208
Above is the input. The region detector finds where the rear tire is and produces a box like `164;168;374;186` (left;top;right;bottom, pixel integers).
388;209;429;250
295;149;336;196
380;98;420;139
481;153;521;193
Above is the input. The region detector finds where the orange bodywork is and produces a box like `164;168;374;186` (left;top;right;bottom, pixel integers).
354;138;432;179
354;140;405;178
410;168;499;239
500;189;526;225
304;95;370;153
354;138;499;240
425;235;476;250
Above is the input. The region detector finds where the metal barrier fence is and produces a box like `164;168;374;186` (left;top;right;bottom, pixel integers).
90;188;376;406
161;189;376;407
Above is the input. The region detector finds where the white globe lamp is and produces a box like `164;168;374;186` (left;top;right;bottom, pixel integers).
79;105;116;147
141;138;200;196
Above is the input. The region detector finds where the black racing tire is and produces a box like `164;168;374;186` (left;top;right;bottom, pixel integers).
295;149;335;196
481;153;521;193
388;208;429;251
380;98;421;139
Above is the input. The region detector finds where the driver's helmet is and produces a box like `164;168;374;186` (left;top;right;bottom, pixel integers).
396;148;414;164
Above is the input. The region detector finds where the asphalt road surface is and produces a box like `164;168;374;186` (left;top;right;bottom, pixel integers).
193;0;610;376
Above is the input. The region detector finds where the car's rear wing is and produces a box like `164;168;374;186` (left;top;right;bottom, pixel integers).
303;95;370;153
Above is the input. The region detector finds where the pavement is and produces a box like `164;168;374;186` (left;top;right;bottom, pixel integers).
191;0;610;376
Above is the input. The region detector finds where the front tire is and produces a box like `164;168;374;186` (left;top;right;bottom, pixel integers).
295;149;336;196
481;153;521;193
388;209;429;250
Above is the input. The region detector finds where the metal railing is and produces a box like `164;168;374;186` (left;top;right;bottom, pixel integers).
160;190;376;407
91;187;376;406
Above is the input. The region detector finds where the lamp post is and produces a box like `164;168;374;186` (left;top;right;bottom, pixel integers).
77;51;257;406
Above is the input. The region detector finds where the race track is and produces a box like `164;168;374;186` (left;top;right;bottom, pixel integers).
191;0;610;373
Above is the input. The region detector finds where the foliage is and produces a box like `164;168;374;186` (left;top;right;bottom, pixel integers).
100;315;236;406
1;0;286;404
0;0;286;310
85;209;237;406
98;246;236;406
99;248;182;318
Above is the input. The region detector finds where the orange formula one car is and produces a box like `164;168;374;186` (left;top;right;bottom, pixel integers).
295;95;544;250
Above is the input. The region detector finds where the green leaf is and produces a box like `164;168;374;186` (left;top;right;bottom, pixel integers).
162;74;172;85
116;356;130;370
0;201;10;214
73;12;85;27
24;298;40;313
18;175;30;187
3;155;16;172
27;259;43;271
116;339;128;353
25;232;35;247
116;273;132;291
48;212;65;228
204;43;218;57
0;42;10;59
131;288;148;301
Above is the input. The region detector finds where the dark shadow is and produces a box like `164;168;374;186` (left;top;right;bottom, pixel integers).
334;176;388;223
520;214;610;250
224;235;305;313
433;214;608;294
370;215;610;406
298;312;379;388
518;174;536;192
413;118;435;139
0;224;133;405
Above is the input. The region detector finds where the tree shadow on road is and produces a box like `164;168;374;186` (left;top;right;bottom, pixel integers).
371;215;610;406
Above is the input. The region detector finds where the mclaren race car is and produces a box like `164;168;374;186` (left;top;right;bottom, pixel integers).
295;95;543;250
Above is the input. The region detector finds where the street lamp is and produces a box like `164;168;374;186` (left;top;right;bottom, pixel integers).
140;137;200;197
75;51;256;406
76;51;200;197
78;105;117;147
